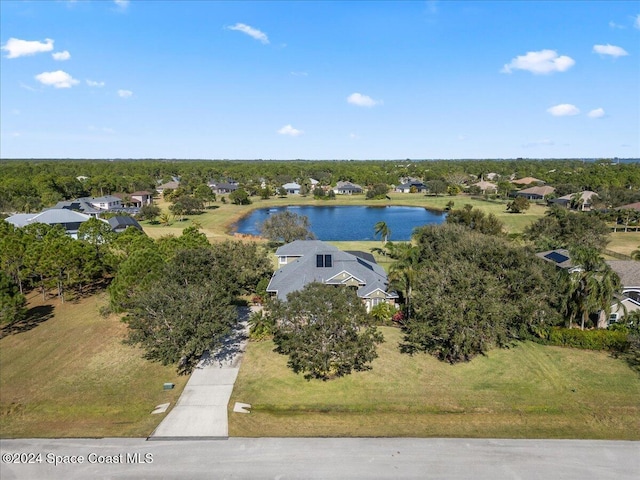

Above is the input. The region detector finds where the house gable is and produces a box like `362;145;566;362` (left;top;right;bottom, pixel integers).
326;270;365;286
267;240;393;309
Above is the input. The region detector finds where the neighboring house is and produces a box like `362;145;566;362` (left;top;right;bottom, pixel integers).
608;296;640;325
485;172;499;181
395;180;427;193
266;240;398;312
471;180;497;194
156;181;180;195
53;196;140;216
512;177;544;186
537;251;640;325
5;209;105;239
549;191;598;211
114;191;153;208
51;199;102;217
282;182;301;195
107;216;144;233
209;182;239;194
130;191;154;207
616;202;640;212
606;261;640;304
83;195;123;211
535;249;580;272
513;185;555;200
605;261;640;325
333;181;363;195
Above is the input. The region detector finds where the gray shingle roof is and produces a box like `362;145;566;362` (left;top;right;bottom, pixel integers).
108;216;143;231
606;261;640;288
268;240;395;300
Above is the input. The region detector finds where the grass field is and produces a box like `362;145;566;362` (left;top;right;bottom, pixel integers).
229;327;640;439
607;232;640;257
0;293;188;438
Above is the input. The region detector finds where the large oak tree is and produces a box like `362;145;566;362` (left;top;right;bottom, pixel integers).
271;283;383;380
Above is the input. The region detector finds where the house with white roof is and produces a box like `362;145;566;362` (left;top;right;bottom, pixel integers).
282;182;301;195
5;210;107;239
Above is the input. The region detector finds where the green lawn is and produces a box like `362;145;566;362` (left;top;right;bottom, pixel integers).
229;327;640;439
607;232;640;257
0;293;188;438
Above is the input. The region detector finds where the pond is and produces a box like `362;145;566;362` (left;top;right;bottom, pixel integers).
233;205;446;241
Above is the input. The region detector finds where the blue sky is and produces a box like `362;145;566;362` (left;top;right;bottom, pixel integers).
1;0;638;160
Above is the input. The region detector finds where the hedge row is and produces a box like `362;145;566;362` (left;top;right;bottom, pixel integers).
542;327;628;351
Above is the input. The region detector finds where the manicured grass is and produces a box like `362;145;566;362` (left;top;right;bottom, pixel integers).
142;193;546;241
0;293;188;438
229;327;640;439
607;232;640;257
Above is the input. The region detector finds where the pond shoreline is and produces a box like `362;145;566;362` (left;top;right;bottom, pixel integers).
233;204;447;241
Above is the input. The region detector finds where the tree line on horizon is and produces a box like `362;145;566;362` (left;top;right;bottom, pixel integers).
1;158;639;214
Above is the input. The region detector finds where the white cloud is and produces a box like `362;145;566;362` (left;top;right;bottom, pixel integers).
52;50;71;61
547;104;580;116
20;82;38;92
2;38;54;58
227;23;269;44
347;92;382;107
118;89;133;98
588;108;606;119
35;70;79;88
114;0;129;8
635;14;640;29
86;79;105;87
277;124;303;136
593;44;629;58
501;49;575;74
609;21;625;29
291;71;308;77
349;133;359;139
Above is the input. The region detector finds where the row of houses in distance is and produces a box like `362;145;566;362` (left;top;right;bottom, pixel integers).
4;192;151;238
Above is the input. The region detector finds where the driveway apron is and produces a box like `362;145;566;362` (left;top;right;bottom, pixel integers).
149;307;253;440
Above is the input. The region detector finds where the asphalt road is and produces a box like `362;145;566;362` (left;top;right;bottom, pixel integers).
1;437;638;479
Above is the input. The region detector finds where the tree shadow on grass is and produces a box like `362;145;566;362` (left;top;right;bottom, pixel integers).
0;304;55;339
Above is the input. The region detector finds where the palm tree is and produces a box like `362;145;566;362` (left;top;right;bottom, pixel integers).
387;243;420;321
158;212;172;227
632;246;640;261
373;221;391;244
562;248;622;330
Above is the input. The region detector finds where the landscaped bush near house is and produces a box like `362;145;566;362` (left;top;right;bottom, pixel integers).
544;327;628;352
369;302;396;326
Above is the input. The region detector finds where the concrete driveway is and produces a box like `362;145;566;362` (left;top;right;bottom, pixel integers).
149;307;253;439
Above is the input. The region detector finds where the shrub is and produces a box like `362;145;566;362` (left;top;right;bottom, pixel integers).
369;302;396;326
544;327;628;351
